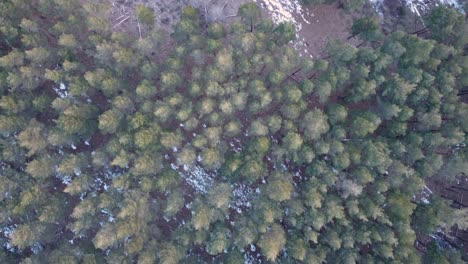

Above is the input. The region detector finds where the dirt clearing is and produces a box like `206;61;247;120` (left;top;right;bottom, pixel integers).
293;4;357;58
110;1;357;59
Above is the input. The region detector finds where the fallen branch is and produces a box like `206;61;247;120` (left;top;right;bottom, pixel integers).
424;185;433;194
291;68;302;76
137;18;142;39
287;74;300;83
112;13;129;23
356;41;366;48
112;16;130;29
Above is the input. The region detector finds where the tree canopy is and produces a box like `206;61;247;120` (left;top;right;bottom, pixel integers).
0;1;467;263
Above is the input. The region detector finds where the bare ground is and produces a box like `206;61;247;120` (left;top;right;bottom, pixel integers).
293;4;358;58
109;0;251;32
108;0;357;60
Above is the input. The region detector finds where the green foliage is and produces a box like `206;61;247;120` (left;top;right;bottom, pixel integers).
425;6;466;46
18;119;48;156
10;224;46;249
423;241;465;264
351;16;382;41
0;2;466;263
98;109;122;134
412;197;453;234
257;224;286;261
135;5;155;27
302;109;330;140
266;172;293;202
350;112;381;137
26;155;55;179
238;3;261;32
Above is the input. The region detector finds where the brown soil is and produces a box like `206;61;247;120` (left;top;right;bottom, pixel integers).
293;4;359;59
415;176;468;256
108;1;359;60
109;0;250;33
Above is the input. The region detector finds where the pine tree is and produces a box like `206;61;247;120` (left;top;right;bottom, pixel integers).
258;224;286;261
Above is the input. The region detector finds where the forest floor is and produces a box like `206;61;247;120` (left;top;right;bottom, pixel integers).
102;0;468;259
108;0;359;59
291;4;358;58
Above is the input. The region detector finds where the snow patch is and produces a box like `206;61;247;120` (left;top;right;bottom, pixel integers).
371;0;465;21
250;244;257;252
101;209;116;222
173;164;215;194
369;0;385;19
255;0;313;57
61;175;72;185
54;82;70;98
73;168;81;176
229;184;256;213
30;243;43;254
424;185;433;194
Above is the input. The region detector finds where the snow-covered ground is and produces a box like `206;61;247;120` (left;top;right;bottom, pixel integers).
370;0;465;21
255;0;314;57
229;183;256;213
173;163;215;194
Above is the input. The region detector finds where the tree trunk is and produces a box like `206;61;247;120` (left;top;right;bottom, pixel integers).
308;72;318;80
291;68;302;76
451;186;468;191
260;65;266;75
411;27;429;35
287;75;300;83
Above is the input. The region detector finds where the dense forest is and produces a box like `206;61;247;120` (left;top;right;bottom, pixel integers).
0;0;467;263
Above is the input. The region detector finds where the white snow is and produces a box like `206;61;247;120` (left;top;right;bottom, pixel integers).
244;252;258;264
371;0;465;21
73;168;81;176
256;0;310;25
3;225;15;238
424;185;433;194
369;0;385;19
250;244;256;252
229;184;256;213
61;175;72;185
30;243;43;254
54;82;69;98
438;0;464;10
404;0;431;25
101;209;115;222
172;164;215;194
255;0;315;57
